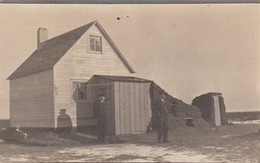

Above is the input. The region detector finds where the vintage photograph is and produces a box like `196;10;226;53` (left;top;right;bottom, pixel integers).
0;4;259;162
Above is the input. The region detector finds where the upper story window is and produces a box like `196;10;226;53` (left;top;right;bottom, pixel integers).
89;35;102;53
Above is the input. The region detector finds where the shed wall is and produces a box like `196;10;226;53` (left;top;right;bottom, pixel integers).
10;70;54;128
213;96;221;126
114;82;151;135
219;96;228;125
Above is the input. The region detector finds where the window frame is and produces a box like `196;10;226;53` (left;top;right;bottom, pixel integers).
70;80;88;102
88;35;102;54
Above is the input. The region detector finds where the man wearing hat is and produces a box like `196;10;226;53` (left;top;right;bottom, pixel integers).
93;94;107;143
156;91;169;143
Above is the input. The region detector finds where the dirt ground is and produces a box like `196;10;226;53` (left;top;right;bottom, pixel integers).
0;124;259;162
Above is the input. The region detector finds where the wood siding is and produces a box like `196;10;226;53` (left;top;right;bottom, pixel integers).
10;70;54;128
114;82;151;135
213;96;221;126
54;24;131;128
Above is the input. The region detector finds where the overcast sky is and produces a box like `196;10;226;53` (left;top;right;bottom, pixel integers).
0;4;259;119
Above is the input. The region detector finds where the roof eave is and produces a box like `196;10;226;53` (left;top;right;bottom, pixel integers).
94;21;135;74
7;68;54;80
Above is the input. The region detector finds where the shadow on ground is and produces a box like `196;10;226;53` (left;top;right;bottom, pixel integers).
0;127;129;147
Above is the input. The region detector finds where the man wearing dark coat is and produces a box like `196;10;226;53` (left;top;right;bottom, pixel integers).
156;92;169;143
93;94;107;143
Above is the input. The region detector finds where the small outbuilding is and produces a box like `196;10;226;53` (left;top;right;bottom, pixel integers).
81;75;152;135
192;92;227;126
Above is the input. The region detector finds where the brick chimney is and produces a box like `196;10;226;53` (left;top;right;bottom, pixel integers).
37;28;48;49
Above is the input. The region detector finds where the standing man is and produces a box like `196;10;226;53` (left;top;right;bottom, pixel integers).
156;91;169;143
93;94;107;143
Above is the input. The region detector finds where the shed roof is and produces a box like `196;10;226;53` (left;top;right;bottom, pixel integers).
94;75;152;83
192;92;223;104
205;92;222;96
8;20;135;80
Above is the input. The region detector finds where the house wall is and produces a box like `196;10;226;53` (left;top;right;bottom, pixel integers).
114;82;151;135
54;24;131;128
10;70;54;128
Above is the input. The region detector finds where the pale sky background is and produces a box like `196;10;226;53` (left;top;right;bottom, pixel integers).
0;4;259;119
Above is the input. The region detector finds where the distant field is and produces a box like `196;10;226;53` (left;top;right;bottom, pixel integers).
227;111;260;121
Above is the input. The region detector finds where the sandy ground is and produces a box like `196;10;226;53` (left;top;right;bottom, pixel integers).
58;144;217;162
0;142;217;162
0;123;259;162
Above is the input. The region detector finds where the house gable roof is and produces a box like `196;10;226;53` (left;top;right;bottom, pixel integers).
8;20;135;80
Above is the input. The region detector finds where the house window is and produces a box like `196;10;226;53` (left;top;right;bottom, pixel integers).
89;35;102;53
72;82;87;101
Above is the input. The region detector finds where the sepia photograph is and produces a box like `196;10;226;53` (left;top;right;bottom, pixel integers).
0;3;259;162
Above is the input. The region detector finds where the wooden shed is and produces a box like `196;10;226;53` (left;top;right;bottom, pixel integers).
192;92;228;126
85;75;152;135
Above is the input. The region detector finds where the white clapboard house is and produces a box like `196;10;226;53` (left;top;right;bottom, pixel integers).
8;20;152;135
